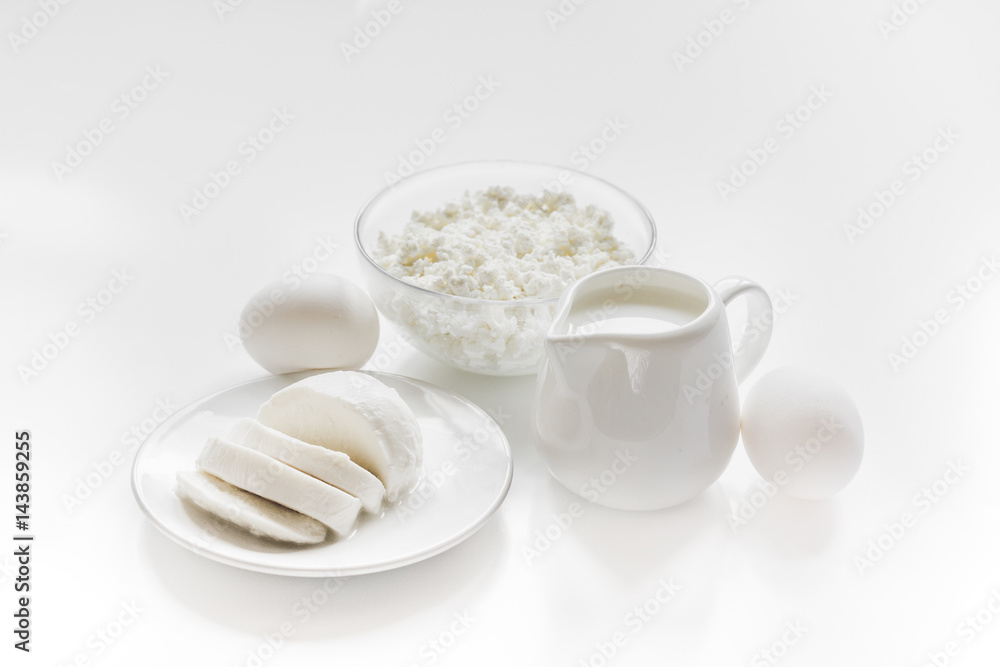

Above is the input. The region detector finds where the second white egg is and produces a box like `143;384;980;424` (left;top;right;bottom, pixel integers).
740;366;864;500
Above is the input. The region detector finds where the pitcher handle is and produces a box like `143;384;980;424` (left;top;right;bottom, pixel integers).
714;276;773;384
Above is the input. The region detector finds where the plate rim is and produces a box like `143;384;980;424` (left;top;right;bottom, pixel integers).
130;370;513;577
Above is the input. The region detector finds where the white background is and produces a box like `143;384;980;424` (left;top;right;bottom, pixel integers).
3;0;1000;665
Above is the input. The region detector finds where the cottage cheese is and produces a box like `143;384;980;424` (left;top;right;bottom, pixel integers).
370;186;638;373
374;187;635;300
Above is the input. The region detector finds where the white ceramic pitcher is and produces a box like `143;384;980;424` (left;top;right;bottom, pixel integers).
532;266;773;510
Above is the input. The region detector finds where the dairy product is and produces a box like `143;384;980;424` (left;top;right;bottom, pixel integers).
374;187;636;300
565;286;704;335
176;469;327;544
257;371;423;502
196;436;362;536
369;187;638;373
226;417;386;513
175;371;422;544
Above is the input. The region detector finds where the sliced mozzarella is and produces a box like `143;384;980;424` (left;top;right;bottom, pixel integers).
226;418;385;513
196;437;361;536
257;371;422;502
175;470;327;544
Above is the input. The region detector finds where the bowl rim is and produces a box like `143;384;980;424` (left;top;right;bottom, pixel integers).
353;159;658;307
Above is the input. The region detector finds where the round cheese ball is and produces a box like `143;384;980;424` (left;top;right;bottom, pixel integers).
240;274;379;374
740;366;864;500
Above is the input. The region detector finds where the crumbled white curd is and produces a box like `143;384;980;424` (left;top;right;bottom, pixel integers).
371;186;637;373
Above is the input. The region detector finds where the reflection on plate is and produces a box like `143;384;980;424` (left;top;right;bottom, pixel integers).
131;371;512;577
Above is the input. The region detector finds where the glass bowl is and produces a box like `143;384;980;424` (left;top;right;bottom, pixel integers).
354;160;657;376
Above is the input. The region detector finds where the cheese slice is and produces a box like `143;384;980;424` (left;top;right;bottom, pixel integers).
257;371;422;502
226;418;385;513
175;469;327;544
196;437;361;536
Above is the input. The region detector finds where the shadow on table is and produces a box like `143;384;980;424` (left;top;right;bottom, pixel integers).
141;509;508;637
517;476;840;658
531;476;733;579
734;490;841;555
547;469;841;576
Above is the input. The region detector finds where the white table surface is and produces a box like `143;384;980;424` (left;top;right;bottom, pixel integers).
4;1;1000;665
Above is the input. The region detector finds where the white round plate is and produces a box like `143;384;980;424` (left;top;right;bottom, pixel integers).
131;371;513;577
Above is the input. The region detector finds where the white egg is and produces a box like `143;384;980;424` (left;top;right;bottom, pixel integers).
740;366;864;500
240;273;379;374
